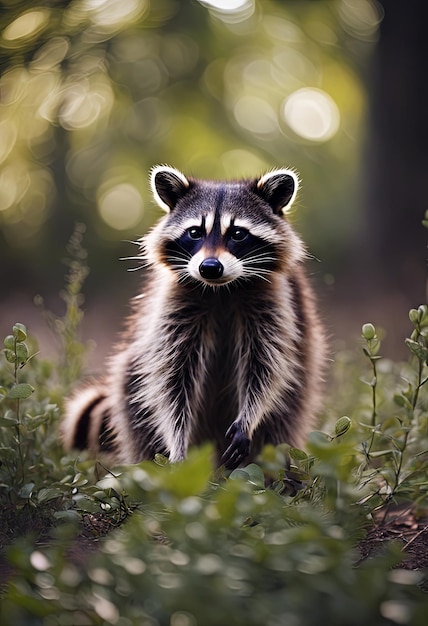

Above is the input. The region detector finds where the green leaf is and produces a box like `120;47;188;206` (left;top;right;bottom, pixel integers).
307;431;331;449
393;394;406;407
154;453;169;466
73;495;102;513
53;510;80;522
3;335;15;350
381;416;403;431
15;342;28;364
369;450;395;458
289;447;308;461
409;309;420;325
4;349;16;363
242;463;265;488
229;468;250;482
362;323;376;340
25;414;50;431
0;416;18;427
6;383;34;399
37;488;63;503
165;446;213;498
405;339;428;362
18;482;35;499
418;304;428;322
334;416;351;437
13;323;27;342
0;446;16;460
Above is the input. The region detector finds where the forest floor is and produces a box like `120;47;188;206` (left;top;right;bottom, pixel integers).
1;501;428;597
358;505;428;572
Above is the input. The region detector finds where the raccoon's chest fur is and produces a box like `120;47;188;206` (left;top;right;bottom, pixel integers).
121;274;304;464
184;290;241;446
125;286;244;453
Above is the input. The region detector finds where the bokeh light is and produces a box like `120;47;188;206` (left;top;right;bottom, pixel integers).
97;183;144;231
83;0;148;31
198;0;255;23
338;0;383;41
2;9;49;45
282;88;340;142
234;96;278;136
59;81;114;131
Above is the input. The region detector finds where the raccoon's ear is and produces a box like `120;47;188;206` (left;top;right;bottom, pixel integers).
255;169;299;215
150;165;190;212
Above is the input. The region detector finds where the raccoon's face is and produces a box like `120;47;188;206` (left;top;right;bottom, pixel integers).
147;166;303;287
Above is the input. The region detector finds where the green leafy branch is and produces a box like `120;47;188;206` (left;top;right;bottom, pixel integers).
358;307;428;510
1;324;34;486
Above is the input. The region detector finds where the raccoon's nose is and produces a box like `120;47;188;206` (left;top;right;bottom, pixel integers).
199;257;224;280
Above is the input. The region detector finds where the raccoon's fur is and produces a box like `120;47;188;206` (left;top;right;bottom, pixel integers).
62;166;326;469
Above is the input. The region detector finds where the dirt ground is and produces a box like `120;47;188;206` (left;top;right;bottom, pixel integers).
358;504;428;571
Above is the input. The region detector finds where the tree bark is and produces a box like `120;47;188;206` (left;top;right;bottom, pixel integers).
363;0;427;299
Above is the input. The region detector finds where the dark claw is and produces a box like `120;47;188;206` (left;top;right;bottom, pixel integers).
221;423;250;470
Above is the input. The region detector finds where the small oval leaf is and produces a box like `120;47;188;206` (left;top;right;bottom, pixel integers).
7;383;34;399
289;447;308;461
4;350;16;363
362;323;376;340
13;323;27;342
405;339;428;363
3;335;15;350
15;343;28;364
19;482;35;499
334;416;352;437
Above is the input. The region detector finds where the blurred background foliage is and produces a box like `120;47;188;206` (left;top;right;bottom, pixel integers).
0;0;426;360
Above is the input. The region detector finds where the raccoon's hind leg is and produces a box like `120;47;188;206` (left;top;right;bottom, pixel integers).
62;384;117;457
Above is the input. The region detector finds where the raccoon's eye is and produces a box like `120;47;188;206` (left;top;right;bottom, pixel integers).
230;227;249;242
187;226;203;240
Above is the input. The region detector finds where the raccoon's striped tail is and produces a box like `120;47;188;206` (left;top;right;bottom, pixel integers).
62;384;116;456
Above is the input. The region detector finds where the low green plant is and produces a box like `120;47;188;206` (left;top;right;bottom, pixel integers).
356;308;428;513
1;228;428;624
1;304;428;624
1;323;36;488
0;225;117;548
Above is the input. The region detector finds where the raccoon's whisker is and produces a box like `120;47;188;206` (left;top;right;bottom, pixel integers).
167;256;190;264
240;243;275;260
243;258;275;268
242;261;274;274
247;272;272;283
176;272;191;285
126;259;151;270
242;266;271;279
242;252;277;265
241;264;273;282
120;256;145;262
243;262;273;272
166;249;192;265
170;242;193;257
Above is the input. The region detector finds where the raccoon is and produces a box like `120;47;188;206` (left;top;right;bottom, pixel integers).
62;166;326;469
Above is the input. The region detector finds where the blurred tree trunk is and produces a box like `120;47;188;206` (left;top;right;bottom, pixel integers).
362;0;427;300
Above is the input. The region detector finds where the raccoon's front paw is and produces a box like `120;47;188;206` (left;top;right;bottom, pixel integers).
222;423;250;470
